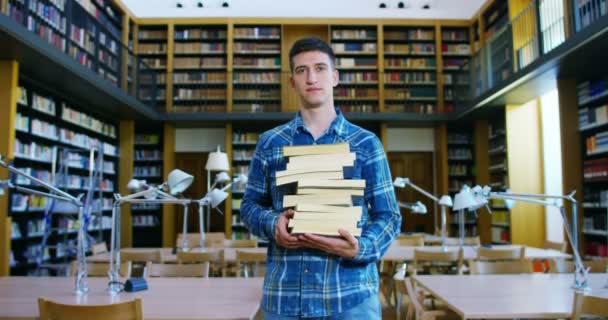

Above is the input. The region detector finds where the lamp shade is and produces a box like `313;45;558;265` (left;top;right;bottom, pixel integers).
393;177;409;188
127;179;146;191
207;188;228;208
205;145;230;171
214;171;231;184
233;173;248;185
412;201;427;214
471;185;489;209
452;186;478;211
438;195;453;207
167;169;194;195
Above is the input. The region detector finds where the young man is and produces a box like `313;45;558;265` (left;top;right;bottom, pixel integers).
240;37;401;319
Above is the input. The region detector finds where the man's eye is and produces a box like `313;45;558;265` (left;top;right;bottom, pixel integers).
296;69;305;74
316;66;326;72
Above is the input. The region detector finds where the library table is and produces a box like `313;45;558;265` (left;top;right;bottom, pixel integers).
413;273;608;319
87;247;267;264
382;244;571;262
0;276;263;320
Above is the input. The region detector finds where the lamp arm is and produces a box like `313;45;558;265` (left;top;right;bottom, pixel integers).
116;187;160;201
220;182;234;192
0;159;80;204
406;181;439;203
12;185;81;204
489;193;559;207
558;206;589;290
398;201;415;209
494;190;576;201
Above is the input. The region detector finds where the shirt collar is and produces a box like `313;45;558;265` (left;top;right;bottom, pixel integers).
291;108;348;138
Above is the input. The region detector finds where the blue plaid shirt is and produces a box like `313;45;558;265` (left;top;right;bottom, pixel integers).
240;109;401;317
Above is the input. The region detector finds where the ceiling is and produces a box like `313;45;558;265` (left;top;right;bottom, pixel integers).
121;0;486;19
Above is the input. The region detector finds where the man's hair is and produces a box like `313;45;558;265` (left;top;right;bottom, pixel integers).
289;37;335;72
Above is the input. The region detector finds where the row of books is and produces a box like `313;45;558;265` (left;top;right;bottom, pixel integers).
384;71;436;84
447;133;472;144
385;58;436;68
171;105;225;113
384;87;436;100
174;72;226;84
174;88;225;100
138;43;166;54
448;179;474;193
585;131;608;155
175;29;226;40
334;88;378;98
233;72;279;84
336;57;377;68
132;215;159;227
579;105;608;130
583;158;608;181
331;43;377;53
384;43;435;55
133;166;162;177
234;27;280;39
174;42;225;54
28;0;66;34
332;29;376;40
449;164;471;176
582;189;608;207
63;152;116;174
14;139;54;162
442;30;468;41
336;104;377;113
442;44;471;55
233;150;254;161
443;73;469;85
232;103;280;113
138;29;167;40
577;0;608;30
384;103;439;114
174;57;226;69
385;29;434;40
233;42;280;53
134;150;162;160
339;71;378;83
233;57;280;68
577;78;607;105
232;132;260;143
448;148;473;159
62;104;117;138
234;89;280;100
583;213;607;231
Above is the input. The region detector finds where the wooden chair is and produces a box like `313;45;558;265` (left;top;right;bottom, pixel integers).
176;232;225;249
442;236;481;246
223;239;258;248
235;250;266;277
38;297;143;320
121;249;163;278
476;246;525;261
148;262;210;277
412;248;464;276
468;259;534;274
69;261;132;278
544;240;567;252
548;258;608;273
395;237;425;247
177;250;224;276
571;291;608;320
90;242;108;255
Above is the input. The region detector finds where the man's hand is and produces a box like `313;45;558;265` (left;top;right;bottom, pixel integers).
297;228;359;258
274;209;302;249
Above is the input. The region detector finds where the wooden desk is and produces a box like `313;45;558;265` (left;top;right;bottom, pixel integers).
87;247;267;264
0;276;263;320
382;244;571;262
414;273;608;319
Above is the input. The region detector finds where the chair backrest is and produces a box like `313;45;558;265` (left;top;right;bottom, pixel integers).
91;242;108;255
38;297;143;320
149;262;210;277
395;237;424;246
69;261;132;278
177;250;224;264
549;258;608;273
403;277;451;320
397;234;425;245
571;291;608;320
176;232;226;249
442;236;481;246
412;248;463;275
121;249;163;263
468;259;534;274
236;250;266;277
224;239;258;248
544;240;567;253
476;246;525;261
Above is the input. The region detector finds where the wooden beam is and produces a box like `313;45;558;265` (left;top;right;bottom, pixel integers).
474;120;491;244
162;123;176;247
225;123;233;239
557;77;583;253
121;15;130;91
434;124;449;233
166;23;174;113
118;120;135;248
0;60;18;276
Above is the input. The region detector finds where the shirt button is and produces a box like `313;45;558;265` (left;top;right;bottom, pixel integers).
304;269;309;273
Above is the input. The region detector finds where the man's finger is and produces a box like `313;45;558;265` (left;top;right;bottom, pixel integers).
338;228;357;246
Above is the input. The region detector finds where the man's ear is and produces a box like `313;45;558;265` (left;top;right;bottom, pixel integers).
332;68;339;87
290;74;295;88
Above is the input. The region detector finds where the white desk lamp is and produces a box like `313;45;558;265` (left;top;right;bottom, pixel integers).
195;173;248;248
459;185;592;292
0;155;89;295
108;168;193;295
393;177;453;250
398;201;428;214
204;146;230;232
452;185;488;246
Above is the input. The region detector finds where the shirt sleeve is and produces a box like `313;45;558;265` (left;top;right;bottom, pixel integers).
240;135;280;241
350;137;401;264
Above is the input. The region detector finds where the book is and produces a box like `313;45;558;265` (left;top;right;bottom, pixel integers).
297;188;364;196
287;152;356;167
288;219;361;236
292;211;360;222
277;171;344;186
283;194;358;207
283;143;350;157
295;203;363;214
296;178;365;189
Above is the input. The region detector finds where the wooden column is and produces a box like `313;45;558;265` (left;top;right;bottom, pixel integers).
162;123;176;247
434;124;449;233
225;123;233;239
474;119;491;244
506;101;545;248
0;60;18;276
557;78;583;253
118;121;134;247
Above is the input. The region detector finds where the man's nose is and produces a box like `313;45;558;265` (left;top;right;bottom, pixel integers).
306;70;317;83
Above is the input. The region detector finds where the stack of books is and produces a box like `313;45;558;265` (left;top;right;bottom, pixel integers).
278;143;364;236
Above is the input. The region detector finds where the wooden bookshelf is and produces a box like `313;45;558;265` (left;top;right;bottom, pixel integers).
487;110;511;244
331;25;379;113
383;25;438;114
172;24;227;113
441;26;471;113
136;24;168;108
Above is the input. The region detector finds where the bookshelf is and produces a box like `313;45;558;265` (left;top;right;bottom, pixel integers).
577;78;608;258
488;112;511;244
447;126;477;237
483;0;512;87
10;83;117;275
330;25;379;113
137;24;168;107
232;25;281;113
5;0;124;87
230;128;260;241
172;24;227;113
132;129;163;247
382;25;438;114
441;26;471;113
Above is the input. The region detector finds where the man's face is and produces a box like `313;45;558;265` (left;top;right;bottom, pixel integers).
290;50;339;110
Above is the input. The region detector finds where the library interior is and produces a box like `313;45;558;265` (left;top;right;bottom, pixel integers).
0;0;608;319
